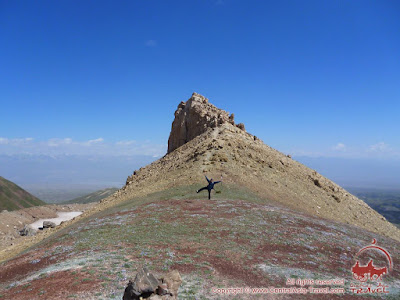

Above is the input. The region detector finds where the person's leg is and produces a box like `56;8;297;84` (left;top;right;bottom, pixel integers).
208;189;211;200
197;187;207;193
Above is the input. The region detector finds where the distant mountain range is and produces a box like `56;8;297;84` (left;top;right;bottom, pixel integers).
0;154;156;187
0;176;45;211
63;188;119;204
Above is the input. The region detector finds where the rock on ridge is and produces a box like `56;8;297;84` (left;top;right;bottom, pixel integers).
167;93;237;153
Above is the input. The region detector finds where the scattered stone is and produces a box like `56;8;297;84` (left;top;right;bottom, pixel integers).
43;221;56;228
123;267;159;299
313;179;321;188
19;225;36;236
236;123;245;131
332;194;341;203
134;267;159;295
123;268;181;300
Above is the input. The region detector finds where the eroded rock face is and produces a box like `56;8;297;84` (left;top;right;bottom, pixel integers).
167;93;235;153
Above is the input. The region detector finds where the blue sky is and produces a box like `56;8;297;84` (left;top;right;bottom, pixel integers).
1;1;399;187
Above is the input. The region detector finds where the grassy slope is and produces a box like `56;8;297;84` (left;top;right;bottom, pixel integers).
0;176;45;211
63;188;119;204
1;184;399;299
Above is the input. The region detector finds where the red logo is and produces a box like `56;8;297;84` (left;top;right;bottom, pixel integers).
351;239;393;282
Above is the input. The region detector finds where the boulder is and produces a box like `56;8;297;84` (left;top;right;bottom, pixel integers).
133;267;159;295
123;280;140;300
123;267;159;300
43;221;56;228
19;225;36;236
123;269;181;300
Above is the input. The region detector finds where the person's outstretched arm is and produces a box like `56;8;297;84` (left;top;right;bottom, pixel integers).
214;181;221;184
205;175;211;183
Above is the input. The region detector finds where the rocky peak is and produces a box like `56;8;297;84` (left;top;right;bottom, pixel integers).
167;93;237;153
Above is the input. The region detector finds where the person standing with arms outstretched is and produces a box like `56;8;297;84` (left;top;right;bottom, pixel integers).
196;175;221;200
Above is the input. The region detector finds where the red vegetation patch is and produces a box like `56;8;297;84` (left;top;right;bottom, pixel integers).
0;241;78;284
0;249;60;283
1;269;101;300
170;263;197;274
206;253;275;287
295;219;334;233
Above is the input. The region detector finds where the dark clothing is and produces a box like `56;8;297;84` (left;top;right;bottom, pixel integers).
197;176;221;199
205;176;221;189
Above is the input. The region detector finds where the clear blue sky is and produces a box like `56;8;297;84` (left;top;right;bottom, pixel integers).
1;0;399;160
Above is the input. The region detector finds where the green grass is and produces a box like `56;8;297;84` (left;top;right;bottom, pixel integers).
67;183;269;253
11;183;399;299
63;188;119;204
0;176;45;211
110;183;268;212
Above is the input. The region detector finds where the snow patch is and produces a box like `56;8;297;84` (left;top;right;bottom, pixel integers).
29;211;82;230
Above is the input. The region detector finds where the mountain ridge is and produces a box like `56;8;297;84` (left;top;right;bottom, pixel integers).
0;176;45;211
1;93;400;299
1;92;399;262
63;188;119;204
101;93;399;242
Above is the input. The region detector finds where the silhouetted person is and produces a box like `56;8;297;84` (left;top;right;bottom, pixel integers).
196;175;221;199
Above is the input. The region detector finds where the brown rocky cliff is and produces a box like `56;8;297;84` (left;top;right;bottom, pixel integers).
167;92;235;153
